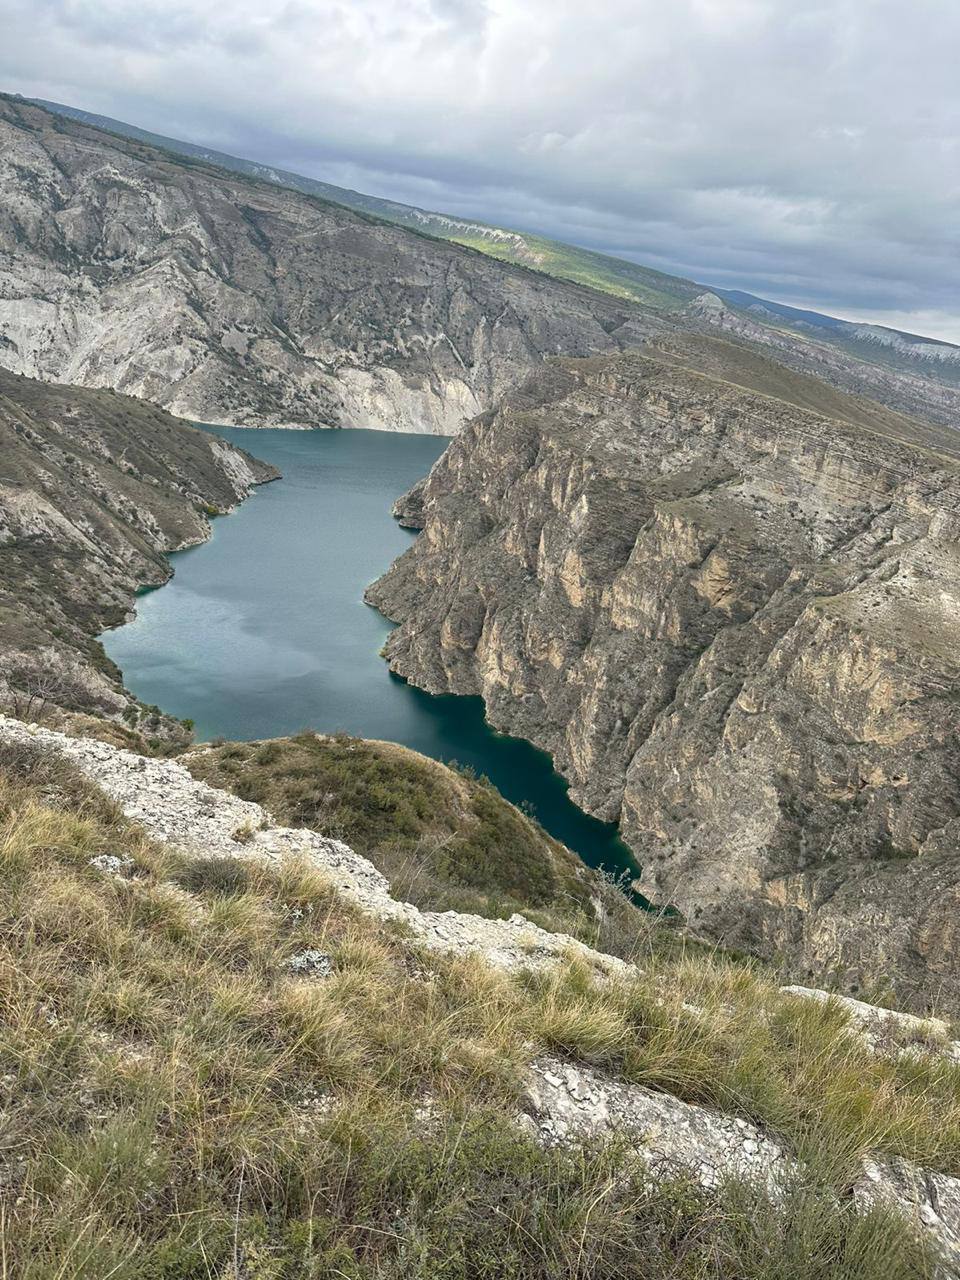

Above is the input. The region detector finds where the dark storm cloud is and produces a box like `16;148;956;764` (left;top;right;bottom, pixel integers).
4;0;959;339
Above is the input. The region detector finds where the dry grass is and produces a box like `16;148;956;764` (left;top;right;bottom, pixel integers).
0;752;946;1277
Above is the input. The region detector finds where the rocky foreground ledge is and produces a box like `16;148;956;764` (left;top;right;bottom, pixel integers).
3;714;960;1272
0;716;628;977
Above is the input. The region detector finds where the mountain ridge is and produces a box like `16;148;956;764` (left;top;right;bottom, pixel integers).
0;93;654;432
19;93;960;396
4;92;959;433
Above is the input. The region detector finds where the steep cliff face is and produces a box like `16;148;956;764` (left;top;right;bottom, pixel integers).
0;368;276;722
0;97;648;433
368;336;960;1011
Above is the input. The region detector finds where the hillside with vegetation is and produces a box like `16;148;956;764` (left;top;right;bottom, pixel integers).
184;733;614;930
2;716;960;1277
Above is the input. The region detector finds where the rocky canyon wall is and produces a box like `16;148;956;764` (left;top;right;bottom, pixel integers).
369;337;960;1010
0;368;277;724
0;97;649;433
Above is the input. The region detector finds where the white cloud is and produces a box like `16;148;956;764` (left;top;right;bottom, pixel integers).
2;0;958;340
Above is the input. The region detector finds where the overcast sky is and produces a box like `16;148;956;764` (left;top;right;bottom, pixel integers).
3;0;959;341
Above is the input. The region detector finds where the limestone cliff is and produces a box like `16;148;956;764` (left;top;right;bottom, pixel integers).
0;368;276;724
0;96;648;434
368;335;960;1012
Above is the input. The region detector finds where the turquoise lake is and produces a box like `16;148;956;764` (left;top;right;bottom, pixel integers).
104;426;639;880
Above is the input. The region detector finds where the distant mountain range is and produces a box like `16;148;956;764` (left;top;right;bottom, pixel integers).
23;95;960;390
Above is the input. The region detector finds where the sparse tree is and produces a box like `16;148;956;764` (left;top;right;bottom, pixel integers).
3;656;91;723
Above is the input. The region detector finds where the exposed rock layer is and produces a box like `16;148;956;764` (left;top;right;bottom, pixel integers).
0;96;648;433
0;369;276;718
368;337;960;1012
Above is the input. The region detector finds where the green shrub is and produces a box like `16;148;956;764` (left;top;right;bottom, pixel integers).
185;734;596;924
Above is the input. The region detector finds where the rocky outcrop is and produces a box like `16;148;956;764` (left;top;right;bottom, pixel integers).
525;1060;960;1276
523;1058;790;1195
0;369;276;723
782;987;960;1063
0;96;649;434
855;1157;960;1276
368;337;960;1012
6;95;958;440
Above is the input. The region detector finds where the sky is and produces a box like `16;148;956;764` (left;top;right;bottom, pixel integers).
3;0;959;342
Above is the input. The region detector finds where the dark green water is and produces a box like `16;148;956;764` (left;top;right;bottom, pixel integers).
104;427;638;880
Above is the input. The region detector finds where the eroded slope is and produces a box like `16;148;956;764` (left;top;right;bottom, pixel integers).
0;96;648;433
0;369;276;727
